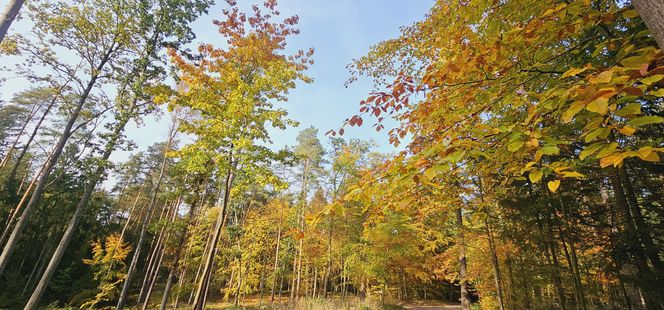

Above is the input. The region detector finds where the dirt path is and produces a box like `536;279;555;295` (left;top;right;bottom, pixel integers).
402;301;462;310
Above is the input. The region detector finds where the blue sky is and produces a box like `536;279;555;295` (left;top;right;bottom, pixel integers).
131;0;433;156
1;0;434;161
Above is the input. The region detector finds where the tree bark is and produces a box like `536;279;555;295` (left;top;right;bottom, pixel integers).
270;203;283;303
3;85;62;192
159;182;205;310
633;0;664;48
0;0;24;44
620;165;664;276
608;169;661;309
191;150;236;310
456;207;470;310
117;124;177;309
485;219;506;310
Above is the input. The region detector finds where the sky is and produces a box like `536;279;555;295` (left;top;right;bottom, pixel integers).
0;0;434;163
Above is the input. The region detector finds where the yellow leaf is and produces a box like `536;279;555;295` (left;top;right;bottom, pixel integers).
562;100;586;123
637;147;660;162
561;171;585;179
529;170;543;183
616;125;636;136
589;70;613;84
548;180;560;193
600;152;626;168
586;97;608;114
562;66;589;78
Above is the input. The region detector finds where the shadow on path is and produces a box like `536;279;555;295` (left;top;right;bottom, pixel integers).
402;301;462;310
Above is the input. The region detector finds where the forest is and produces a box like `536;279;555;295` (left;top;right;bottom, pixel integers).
1;0;664;309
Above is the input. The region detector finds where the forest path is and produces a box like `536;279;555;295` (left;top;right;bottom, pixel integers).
402;301;462;310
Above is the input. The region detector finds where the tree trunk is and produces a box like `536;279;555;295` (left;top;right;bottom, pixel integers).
119;180;147;241
4;85;60;190
191;151;236;310
117;124;177;309
456;207;470;310
0;91;42;171
556;194;586;310
142;197;180;310
323;217;333;298
270;204;283;303
608;169;661;309
620;165;664;276
485;219;506;310
24;95;137;309
0;45;115;277
138;199;174;305
633;0;664;48
0;0;24;44
159;183;205;310
0;160;45;248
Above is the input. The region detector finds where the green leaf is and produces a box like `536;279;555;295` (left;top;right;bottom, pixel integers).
620;55;649;68
540;145;559;155
507;141;524;152
640;75;664;85
579;143;605;160
584;127;610;143
595;142;619;158
628;115;664;127
649;89;664;97
615;103;641;117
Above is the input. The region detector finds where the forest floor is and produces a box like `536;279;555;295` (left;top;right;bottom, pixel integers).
401;300;462;310
200;296;461;310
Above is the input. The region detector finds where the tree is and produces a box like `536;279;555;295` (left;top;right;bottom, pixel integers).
162;1;313;308
0;0;141;278
0;0;24;44
633;0;664;48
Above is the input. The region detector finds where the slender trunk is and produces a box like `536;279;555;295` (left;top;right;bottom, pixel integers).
323;218;333;297
0;45;115;277
234;257;243;306
293;159;309;301
0;0;24;45
142;197;181;310
608;169;660;309
192;151;235;310
633;0;664;48
312;266;317;298
24;96;136;309
290;246;298;301
4;86;60;188
544;214;566;310
21;240;48;297
557;194;586;310
485;219;506;310
270;204;283;303
456;207;470;310
117;125;177;309
0;92;41;170
620;165;664;275
0;160;45;248
159;184;205;310
119;180;147;241
138;199;173;305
